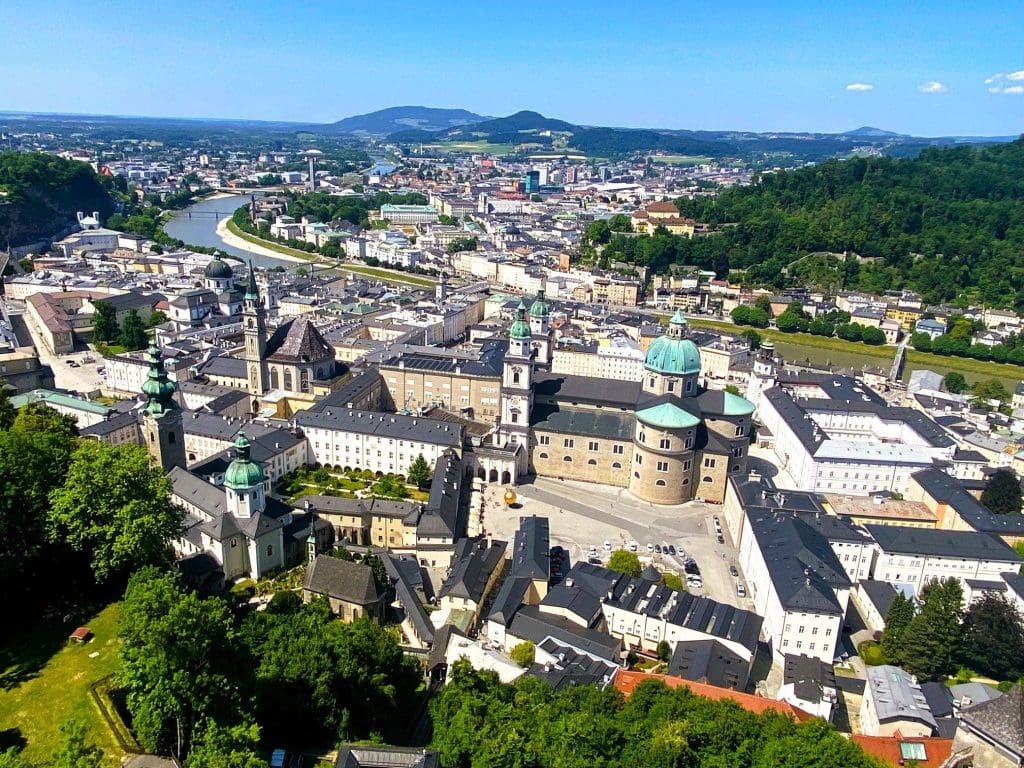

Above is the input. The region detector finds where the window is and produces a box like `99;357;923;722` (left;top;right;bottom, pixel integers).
538;452;548;459
811;627;818;635
685;380;693;392
659;438;671;450
795;640;803;649
588;441;599;452
782;639;789;647
613;444;624;455
266;545;273;557
682;478;689;485
635;454;643;465
563;456;572;462
564;438;574;448
512;369;520;384
634;471;640;479
683;460;691;471
539;435;550;445
656;461;669;472
685;436;694;449
704;457;717;468
612;462;622;469
667;380;675;392
799;626;805;633
656;479;666;487
639;431;646;443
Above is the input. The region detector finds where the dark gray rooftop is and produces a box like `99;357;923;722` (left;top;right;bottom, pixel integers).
783;653;837;704
668;639;751;691
866;524;1021;563
530;403;634;440
305;555;382;606
295;407;462;447
438;537;507;603
511;515;549;582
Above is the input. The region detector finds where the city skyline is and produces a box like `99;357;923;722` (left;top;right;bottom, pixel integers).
1;0;1023;136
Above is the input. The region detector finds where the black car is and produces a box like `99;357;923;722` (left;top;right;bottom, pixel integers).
654;544;662;554
588;557;602;565
729;565;739;577
716;534;725;544
667;544;676;556
684;561;700;575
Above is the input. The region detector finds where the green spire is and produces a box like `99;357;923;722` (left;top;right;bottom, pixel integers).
245;261;259;301
529;286;550;319
141;343;177;416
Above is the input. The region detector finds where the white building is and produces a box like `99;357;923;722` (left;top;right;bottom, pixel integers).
860;665;937;738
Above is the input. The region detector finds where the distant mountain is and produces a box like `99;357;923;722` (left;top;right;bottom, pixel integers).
326;106;489;135
844;126;903;138
450;110;575;135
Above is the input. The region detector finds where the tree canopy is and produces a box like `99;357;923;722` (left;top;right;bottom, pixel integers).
981;469;1023;515
606;549;642;577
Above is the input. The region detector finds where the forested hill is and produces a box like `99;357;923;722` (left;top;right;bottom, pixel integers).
672;138;1024;309
0;152;114;246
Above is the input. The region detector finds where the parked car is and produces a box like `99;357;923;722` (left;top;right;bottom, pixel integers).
729;565;739;577
654;544;662;554
716;534;725;544
588;557;603;565
684;561;700;575
67;360;80;368
736;583;747;597
603;540;612;551
629;540;638;552
667;544;676;556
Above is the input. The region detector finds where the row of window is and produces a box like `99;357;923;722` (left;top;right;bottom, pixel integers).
536;454;624;470
537;435;626;454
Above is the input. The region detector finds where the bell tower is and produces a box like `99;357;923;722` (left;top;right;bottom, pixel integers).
500;301;534;447
243;262;268;398
140;343;186;472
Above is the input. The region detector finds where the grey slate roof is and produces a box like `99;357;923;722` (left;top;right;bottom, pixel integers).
486;576;533;627
510;515;549;582
668;639;751;690
866;524;1021;563
334;745;439;768
507;604;623;661
865;665;937;732
959;684;1024;758
438;538;507;604
197;355;247;379
266;315;335;364
530;403;634;440
912;467;1024;536
528;637;618;691
533;370;640;409
305;555;382;606
783;653;837;704
858;579;898;620
382;553;434;645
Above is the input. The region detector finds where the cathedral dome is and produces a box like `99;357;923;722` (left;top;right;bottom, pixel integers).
644;312;700;376
529;288;550;319
224;433;265;490
204;253;233;280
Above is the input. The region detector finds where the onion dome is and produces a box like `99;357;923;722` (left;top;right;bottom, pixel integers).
509;301;532;340
224;433;265;490
141;344;177;416
529;287;550;319
203;252;233;279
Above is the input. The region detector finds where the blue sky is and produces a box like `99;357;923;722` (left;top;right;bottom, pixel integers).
1;0;1023;136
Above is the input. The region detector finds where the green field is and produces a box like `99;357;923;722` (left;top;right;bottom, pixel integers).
337;264;435;288
687;318;1023;390
425;141;515;155
0;603;124;766
650;155;713;165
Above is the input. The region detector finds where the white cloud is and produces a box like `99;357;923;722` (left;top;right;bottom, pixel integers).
845;82;874;92
985;71;1024;93
919;81;948;93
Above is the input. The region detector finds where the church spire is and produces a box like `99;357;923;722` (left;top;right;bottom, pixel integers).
141;343;177;416
245;261;260;301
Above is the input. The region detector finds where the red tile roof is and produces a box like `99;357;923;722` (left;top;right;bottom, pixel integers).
851;733;954;767
614;670;813;721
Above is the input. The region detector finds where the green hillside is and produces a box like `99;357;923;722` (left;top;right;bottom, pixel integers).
0;151;114;246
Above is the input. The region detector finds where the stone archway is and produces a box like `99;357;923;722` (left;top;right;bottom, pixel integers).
501;470;511;485
489;468;499;483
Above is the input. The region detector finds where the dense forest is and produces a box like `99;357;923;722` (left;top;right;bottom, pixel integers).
0;152;113;245
600;139;1024;309
429;662;883;768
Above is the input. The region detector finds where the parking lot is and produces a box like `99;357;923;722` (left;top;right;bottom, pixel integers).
482;476;754;612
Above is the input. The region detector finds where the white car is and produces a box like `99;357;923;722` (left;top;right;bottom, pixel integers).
629;540;638;552
646;543;654;553
603;541;612;551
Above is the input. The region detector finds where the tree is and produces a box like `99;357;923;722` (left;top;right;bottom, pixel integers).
607;549;642;577
661;572;684;590
656;640;671;662
754;294;774;317
961;592;1024;680
407;454;432;490
879;591;915;665
510;641;535;668
91;300;119;343
740;329;761;350
49;442;184;582
900;578;964;680
860;326;887;345
982;469;1023;515
184;722;264;768
0;387;14;431
119;568;245;758
118;309;148;351
371;474;409;499
973;378;1010;403
944;371;967;394
51;719;102;768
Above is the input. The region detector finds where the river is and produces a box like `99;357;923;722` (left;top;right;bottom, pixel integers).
163;193;293;269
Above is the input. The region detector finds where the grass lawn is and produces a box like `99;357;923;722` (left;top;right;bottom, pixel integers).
651;154;713;165
0;603;124;766
425;141;514;155
857;640;886;666
337;264;435;288
226;220;319;262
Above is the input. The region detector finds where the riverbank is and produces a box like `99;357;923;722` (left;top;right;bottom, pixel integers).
217;217;312;264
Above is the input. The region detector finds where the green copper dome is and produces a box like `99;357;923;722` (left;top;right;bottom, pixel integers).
636;401;702;430
142;344;177;416
529;288;550;319
509;301;531;340
204;253;233;279
644;335;701;376
224;433;265;490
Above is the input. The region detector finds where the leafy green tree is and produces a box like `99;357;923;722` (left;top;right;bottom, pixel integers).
371;474;409;499
982;469;1023;515
408;454;432;490
607;549;642;577
91;300;119;343
184;722;264;768
741;329;761;350
49;442;183;582
118;309;148;350
119;568;245;758
656;640;671;662
879;591;915;665
861;326;887;345
900;578;964;680
51;718;102;768
961;592;1024;680
754;294;774;316
661;572;684;590
944;372;967;393
911;331;933;351
510;641;536;668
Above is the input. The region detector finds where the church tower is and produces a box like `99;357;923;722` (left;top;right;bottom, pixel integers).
224;432;266;519
745;340;778;412
499;301;534;447
243;262;269;398
140;343;186;472
528;283;553;366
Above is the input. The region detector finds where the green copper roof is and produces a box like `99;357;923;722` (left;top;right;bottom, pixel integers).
141;344;177;416
244;261;260;301
644;334;701;376
636;401;701;430
721;391;755;417
509;303;531;340
529;288;550;318
204;252;233;279
670;309;688;325
224;432;265;490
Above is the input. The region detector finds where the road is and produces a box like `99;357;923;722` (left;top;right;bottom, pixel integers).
15;308;107;393
482;477;753;612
